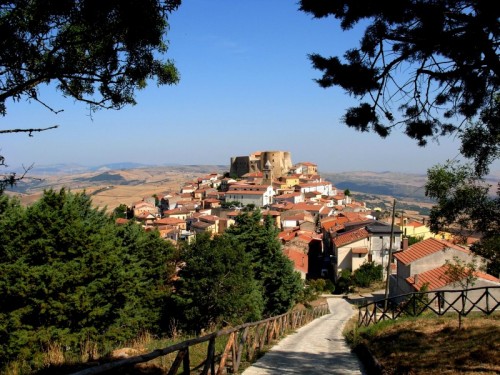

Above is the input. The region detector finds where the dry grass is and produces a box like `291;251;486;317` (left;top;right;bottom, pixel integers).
351;313;500;374
9;166;225;212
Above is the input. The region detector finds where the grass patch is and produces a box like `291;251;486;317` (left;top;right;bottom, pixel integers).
345;313;500;374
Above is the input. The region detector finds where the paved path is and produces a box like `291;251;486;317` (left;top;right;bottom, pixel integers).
242;298;365;374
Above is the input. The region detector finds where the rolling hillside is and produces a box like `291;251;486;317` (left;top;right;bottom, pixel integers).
5;164;442;215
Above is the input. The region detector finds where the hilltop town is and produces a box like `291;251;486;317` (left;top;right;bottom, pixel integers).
121;150;490;289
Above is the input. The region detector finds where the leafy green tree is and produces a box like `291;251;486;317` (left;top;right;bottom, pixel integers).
444;256;479;328
225;211;303;316
170;233;263;333
300;1;499;275
352;261;383;288
299;0;499;150
221;200;243;209
407;235;424;246
0;189;176;365
335;269;353;294
1;0;180;190
112;203;129;219
425;162;499;275
243;203;256;212
343;189;351;197
0;0;180;116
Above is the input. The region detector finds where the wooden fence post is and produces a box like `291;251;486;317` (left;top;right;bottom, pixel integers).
217;332;235;375
201;337;216;375
167;348;187;375
234;326;249;373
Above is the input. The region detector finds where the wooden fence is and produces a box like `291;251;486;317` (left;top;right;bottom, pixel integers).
358;286;500;327
72;303;329;375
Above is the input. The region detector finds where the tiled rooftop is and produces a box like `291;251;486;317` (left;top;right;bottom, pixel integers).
407;265;500;291
333;228;369;247
394;238;469;265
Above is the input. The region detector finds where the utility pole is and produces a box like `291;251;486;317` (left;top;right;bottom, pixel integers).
384;199;396;309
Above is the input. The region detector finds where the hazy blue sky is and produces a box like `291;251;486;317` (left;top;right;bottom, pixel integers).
2;1;490;175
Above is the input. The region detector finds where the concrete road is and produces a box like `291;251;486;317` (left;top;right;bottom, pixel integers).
241;298;365;374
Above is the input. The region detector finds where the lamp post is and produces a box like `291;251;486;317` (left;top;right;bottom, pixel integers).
384;199;396;309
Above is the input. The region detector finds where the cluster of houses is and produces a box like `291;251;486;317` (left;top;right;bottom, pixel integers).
117;150;499;298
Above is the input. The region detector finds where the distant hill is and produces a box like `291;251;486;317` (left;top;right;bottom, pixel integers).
5;165;437;214
322;171;430;202
77;172;130;184
4;165;227;211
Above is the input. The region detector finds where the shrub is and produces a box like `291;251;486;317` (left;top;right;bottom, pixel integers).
352;262;383;287
335;269;353;294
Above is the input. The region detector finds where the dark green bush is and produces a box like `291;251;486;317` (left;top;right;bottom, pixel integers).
352;262;383;287
335;269;353;294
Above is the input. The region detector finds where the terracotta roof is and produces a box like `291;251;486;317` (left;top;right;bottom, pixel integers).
321;216;350;231
283;214;306;222
407;265;500;291
275;192;301;199
292;203;323;212
155;217;185;225
283;248;308;273
339;212;371;221
333;228;370;247
115;218;129;225
322;221;345;231
200;215;220;222
279;231;296;242
394;238;470;265
407;220;424;228
226;190;267;195
270;202;294;211
352;247;368;254
159;228;177;236
298;234;313;243
164;207;190;215
133;201;155;208
204;198;220;203
136;212;155;219
191;221;213;229
261;209;281;216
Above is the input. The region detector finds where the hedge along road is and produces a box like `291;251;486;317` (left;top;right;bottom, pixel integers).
242;298;365;374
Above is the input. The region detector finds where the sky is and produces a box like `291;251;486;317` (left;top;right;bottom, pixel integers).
2;0;495;175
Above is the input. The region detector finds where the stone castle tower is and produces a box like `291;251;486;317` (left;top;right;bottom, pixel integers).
230;150;292;178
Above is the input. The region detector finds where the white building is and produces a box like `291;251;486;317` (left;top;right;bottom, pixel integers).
225;184;275;207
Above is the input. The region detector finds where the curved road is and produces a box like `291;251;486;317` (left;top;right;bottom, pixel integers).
242;298;365;374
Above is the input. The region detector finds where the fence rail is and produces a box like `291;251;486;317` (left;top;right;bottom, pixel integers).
357;286;500;327
72;303;330;375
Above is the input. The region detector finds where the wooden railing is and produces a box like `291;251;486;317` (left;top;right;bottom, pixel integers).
72;303;330;375
357;286;500;327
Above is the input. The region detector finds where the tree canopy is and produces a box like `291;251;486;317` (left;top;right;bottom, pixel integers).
0;0;181;190
225;211;303;316
300;0;499;271
299;0;499;157
170;233;264;333
0;189;176;366
425;163;500;275
0;0;180;115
